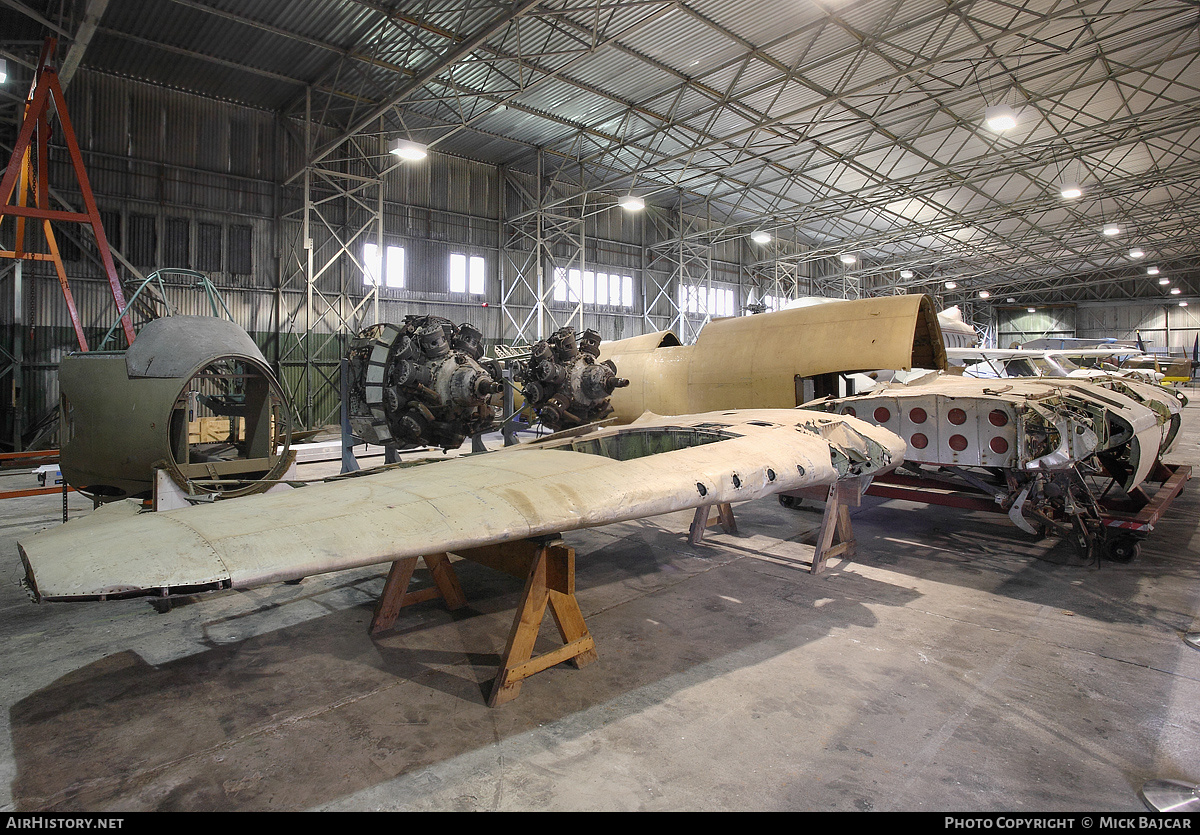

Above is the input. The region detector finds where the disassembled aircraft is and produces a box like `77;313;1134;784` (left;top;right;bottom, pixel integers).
599;294;946;422
951;345;1158;381
809;374;1183;557
591;295;1185;559
58;315;294;503
20;409;904;602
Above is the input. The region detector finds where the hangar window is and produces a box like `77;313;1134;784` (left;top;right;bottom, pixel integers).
450;252;485;294
552;267;634;308
196;223;222;272
363;243;405;288
679;283;735;317
128;214;157;266
228;225;253;275
164;218;190;268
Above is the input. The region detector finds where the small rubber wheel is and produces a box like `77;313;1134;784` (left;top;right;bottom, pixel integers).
1105;536;1141;563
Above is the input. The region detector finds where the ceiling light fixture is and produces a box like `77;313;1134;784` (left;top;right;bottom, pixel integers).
1159;277;1171;286
839;253;857;265
1102;223;1121;237
389;139;428;160
1148;266;1160;276
618;194;645;212
1180;301;1188;307
1171;288;1181;295
1129;247;1145;259
985;104;1017;132
1059;183;1082;200
750;230;772;244
944;281;957;289
1027;307;1036;313
899;269;914;279
978;290;990;299
0;59;7;84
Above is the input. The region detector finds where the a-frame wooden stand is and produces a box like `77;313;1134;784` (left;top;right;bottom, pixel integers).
688;502;738;545
369;537;597;707
367;481;866;705
689;480;864;573
783;478;864;573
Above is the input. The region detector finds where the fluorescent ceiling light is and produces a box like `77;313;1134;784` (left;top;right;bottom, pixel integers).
839;253;857;265
1102;223;1121;236
618;194;645;212
1129;247;1145;259
899;269;914;279
390;139;427;160
1148;266;1160;275
985;104;1017;132
978;290;990;299
750;230;772;244
1059;183;1082;200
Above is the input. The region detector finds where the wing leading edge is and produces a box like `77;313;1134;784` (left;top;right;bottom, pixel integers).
20;409;904;602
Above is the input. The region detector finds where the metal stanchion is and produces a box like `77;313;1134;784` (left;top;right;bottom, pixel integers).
1138;630;1200;811
1140;780;1200;812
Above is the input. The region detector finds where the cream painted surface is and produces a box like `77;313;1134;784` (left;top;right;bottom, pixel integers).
20;409;905;602
600;296;945;422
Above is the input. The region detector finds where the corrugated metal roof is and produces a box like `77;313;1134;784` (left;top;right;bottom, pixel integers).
1;0;1197;299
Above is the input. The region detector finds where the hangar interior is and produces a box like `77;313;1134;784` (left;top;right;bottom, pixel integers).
1;0;1199;813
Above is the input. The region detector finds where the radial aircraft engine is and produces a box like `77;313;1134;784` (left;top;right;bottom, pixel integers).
513;327;629;431
347;315;504;450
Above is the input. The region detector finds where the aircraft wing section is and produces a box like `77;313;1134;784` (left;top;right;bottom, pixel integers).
19;409;904;603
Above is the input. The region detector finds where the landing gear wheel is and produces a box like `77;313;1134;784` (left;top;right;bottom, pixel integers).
1105;535;1142;563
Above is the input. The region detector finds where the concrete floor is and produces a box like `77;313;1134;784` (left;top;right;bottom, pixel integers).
1;407;1199;812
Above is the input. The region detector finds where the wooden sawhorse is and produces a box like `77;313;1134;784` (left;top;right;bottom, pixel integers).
783;478;865;573
369;537;597;707
688;502;738;545
686;480;864;573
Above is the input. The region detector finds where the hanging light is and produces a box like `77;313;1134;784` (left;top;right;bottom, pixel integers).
0;59;7;84
978;290;990;299
1159;277;1171;286
750;230;772;244
899;269;914;279
1170;288;1181;295
1102;223;1121;237
1059;182;1082;200
839;253;857;265
1129;247;1145;259
390;139;428;160
985;104;1017;132
618;194;645;212
1180;301;1188;307
1026;307;1036;313
1148;266;1160;276
944;281;957;289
